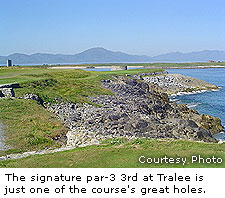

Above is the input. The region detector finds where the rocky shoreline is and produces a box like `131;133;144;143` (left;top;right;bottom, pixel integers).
0;72;224;160
47;74;223;147
142;74;218;95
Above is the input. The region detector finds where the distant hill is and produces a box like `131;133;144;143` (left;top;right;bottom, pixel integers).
0;47;151;64
0;48;225;64
152;50;225;62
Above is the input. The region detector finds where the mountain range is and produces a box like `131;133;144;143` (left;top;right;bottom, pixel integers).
0;47;224;64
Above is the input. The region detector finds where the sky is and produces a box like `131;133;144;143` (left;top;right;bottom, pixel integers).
1;0;225;56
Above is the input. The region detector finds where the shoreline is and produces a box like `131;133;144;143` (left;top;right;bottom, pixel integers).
0;68;224;161
142;73;218;96
49;65;225;70
169;88;225;132
169;88;219;97
0;73;224;161
146;65;225;69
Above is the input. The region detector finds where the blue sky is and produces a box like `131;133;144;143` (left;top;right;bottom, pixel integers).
1;0;225;56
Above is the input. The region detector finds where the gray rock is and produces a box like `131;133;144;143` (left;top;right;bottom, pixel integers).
20;94;44;105
47;76;220;145
0;88;15;98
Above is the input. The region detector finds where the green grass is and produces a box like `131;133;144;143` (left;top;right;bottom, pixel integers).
0;67;163;155
0;138;224;168
1;67;224;168
0;98;67;156
1;67;163;104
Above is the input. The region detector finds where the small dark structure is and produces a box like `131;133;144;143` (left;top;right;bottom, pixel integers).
7;59;12;67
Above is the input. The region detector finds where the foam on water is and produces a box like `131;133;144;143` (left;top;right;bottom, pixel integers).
170;98;179;102
167;68;225;141
187;103;201;108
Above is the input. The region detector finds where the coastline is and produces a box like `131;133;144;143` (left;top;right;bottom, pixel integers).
142;73;218;96
0;68;224;163
49;65;225;70
0;73;224;161
169;87;225;142
146;65;225;69
170;88;219;97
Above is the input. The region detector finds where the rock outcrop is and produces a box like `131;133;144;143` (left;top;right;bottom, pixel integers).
0;83;20;98
143;74;218;95
19;94;44;105
2;73;221;147
0;88;15;98
48;76;223;146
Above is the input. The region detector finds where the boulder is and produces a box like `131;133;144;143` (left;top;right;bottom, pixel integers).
47;76;222;145
0;88;15;98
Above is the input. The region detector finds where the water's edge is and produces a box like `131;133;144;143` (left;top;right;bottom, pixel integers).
167;68;225;141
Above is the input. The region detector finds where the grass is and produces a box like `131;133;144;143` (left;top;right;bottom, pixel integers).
1;67;163;104
0;67;162;156
0;98;67;156
0;138;225;168
0;67;50;84
0;67;225;168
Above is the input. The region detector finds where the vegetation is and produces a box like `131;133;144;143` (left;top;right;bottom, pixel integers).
0;138;225;168
0;99;67;156
0;67;162;156
2;62;225;68
0;67;224;167
0;67;163;104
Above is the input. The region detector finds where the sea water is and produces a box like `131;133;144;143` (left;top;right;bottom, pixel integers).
0;67;224;145
167;68;225;140
84;67;225;140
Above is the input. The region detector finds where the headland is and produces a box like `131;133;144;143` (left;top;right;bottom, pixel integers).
0;67;224;167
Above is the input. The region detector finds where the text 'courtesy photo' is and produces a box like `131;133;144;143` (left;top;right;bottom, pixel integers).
2;0;225;197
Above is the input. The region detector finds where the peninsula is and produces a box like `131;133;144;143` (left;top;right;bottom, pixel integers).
0;67;224;167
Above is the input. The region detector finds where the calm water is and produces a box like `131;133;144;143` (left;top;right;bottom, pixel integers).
84;67;225;140
167;68;225;140
85;67;225;140
0;67;224;143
